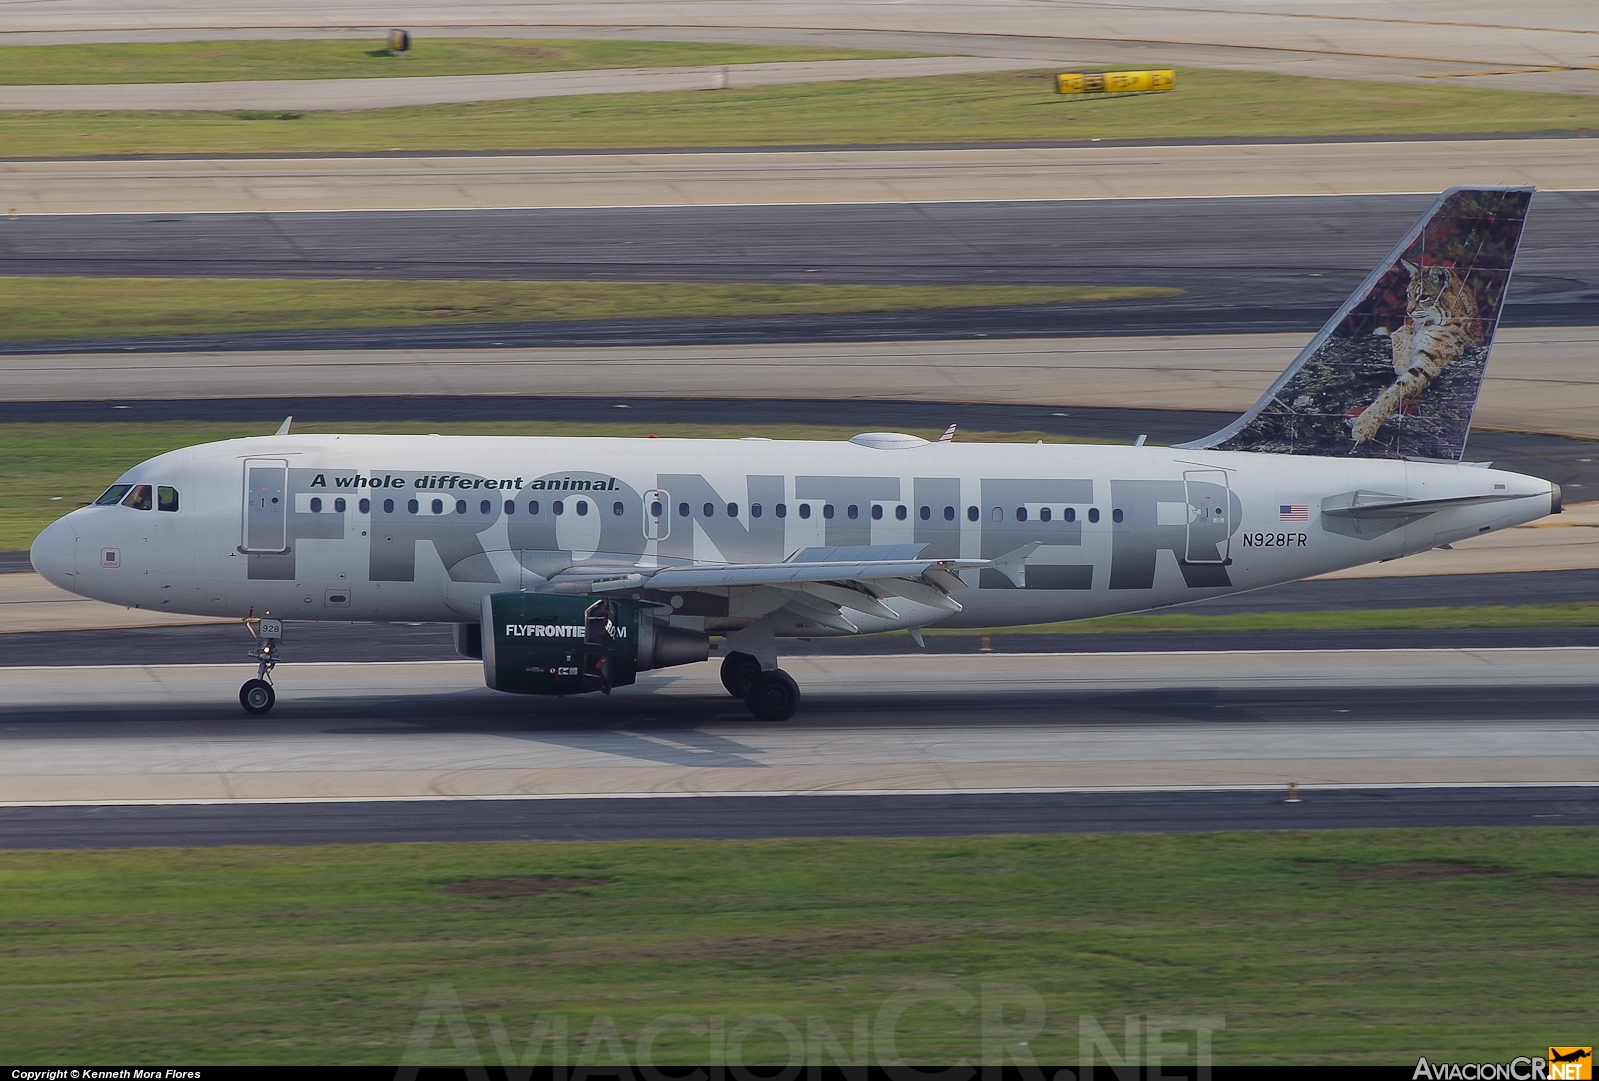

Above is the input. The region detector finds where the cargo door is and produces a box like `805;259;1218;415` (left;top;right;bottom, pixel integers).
242;458;289;552
1183;469;1231;564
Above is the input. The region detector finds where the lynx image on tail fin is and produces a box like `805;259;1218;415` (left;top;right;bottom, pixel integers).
1178;186;1532;461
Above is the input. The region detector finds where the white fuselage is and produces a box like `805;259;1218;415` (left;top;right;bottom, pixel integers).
30;433;1557;634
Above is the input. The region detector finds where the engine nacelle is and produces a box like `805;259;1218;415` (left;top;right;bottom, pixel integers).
480;592;708;696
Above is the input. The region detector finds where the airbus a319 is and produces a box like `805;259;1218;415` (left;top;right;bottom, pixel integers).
29;187;1558;720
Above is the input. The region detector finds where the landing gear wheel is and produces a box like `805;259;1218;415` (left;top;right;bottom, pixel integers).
240;678;276;715
720;651;763;698
744;669;800;722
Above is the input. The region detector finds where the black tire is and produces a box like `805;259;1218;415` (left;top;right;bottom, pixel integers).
744;669;800;722
240;679;275;714
719;651;762;698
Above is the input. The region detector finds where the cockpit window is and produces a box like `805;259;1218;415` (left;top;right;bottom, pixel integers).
121;484;153;511
94;484;133;506
157;486;179;512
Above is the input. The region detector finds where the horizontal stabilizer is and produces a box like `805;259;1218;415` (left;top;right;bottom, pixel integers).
1320;491;1534;519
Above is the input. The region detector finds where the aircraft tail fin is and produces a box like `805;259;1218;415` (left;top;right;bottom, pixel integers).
1175;186;1533;461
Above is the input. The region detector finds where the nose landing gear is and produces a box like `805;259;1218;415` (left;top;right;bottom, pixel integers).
240;618;282;714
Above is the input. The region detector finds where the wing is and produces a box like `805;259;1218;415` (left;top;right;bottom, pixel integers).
535;543;1038;633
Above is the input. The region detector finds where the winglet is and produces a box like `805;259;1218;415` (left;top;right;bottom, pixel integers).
939;424;957;443
275;416;293;436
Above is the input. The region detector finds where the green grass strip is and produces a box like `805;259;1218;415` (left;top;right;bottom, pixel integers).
0;831;1594;1062
0;38;923;85
0;277;1176;343
6;68;1599;158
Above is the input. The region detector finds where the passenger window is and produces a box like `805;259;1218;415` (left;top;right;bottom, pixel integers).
990;507;1001;522
1015;507;1026;522
1088;508;1100;523
576;500;588;516
650;500;662;517
529;500;540;515
480;500;491;514
613;501;625;517
505;500;516;514
703;502;714;517
776;503;787;518
1113;508;1124;523
678;502;689;518
309;496;322;513
823;504;834;519
335;497;347;513
920;506;930;521
967;506;979;522
122;485;153;511
408;499;420;514
847;505;859;520
157;486;179;512
359;498;370;514
1040;507;1051;522
751;503;763;518
554;501;565;516
727;503;738;518
896;505;907;521
430;498;443;514
871;505;883;520
799;504;811;519
944;506;955;521
1065;507;1076;523
95;484;133;506
383;498;394;514
455;499;467;514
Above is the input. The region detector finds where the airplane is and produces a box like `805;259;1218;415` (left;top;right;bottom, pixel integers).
29;186;1559;721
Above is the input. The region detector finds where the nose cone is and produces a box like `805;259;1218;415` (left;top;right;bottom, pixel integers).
30;515;78;588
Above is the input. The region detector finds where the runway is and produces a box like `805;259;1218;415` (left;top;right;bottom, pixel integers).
9;142;1599;218
11;326;1599;438
3;787;1596;848
3;191;1586;351
4;651;1597;809
3;648;1597;844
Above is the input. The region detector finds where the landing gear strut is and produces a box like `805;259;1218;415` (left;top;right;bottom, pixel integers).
240;618;282;714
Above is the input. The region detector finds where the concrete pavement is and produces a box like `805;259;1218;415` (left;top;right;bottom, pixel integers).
8;327;1597;436
5;1;1599;94
7;140;1598;216
3;649;1598;805
0;56;1043;112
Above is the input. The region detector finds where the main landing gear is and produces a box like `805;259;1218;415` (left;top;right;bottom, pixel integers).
240;618;282;715
721;651;800;722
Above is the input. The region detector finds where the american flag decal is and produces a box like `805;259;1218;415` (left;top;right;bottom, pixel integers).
1279;504;1309;521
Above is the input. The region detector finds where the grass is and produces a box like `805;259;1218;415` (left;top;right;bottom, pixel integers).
0;38;923;85
5;67;1599;158
0;831;1594;1063
0;277;1176;343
